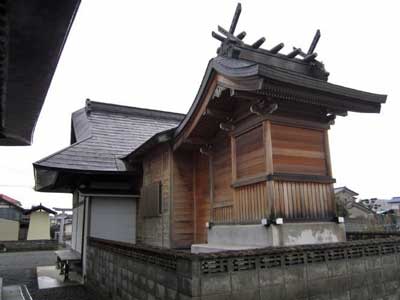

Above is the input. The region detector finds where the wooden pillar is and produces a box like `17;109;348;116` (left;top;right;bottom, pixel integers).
264;121;275;219
324;130;336;216
208;153;214;222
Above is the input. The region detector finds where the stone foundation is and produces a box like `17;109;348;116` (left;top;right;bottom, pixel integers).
86;237;400;300
192;222;346;253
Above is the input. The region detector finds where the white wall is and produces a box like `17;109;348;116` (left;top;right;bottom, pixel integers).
90;196;136;244
27;211;51;240
71;195;85;253
0;218;19;241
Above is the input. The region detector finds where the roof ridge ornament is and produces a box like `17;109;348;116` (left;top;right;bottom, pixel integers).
212;3;329;80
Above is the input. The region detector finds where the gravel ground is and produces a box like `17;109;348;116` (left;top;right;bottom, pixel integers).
0;250;97;300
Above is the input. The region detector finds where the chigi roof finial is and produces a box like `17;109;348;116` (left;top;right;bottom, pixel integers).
211;3;329;80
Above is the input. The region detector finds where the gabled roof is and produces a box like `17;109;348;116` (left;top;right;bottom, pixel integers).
24;204;57;215
0;0;81;145
334;186;359;197
0;194;24;211
34;100;184;172
168;4;386;151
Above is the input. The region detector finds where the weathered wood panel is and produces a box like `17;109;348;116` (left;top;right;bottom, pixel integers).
271;124;327;176
273;181;335;220
138;146;170;248
213;203;234;223
172;150;194;248
233;181;268;223
235;125;265;179
194;153;210;243
213;135;233;222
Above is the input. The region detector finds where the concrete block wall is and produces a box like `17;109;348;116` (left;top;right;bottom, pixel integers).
196;255;400;299
86;237;400;300
86;241;193;300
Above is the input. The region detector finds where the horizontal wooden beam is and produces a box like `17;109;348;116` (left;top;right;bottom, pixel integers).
185;137;208;145
203;107;230;120
231;173;336;188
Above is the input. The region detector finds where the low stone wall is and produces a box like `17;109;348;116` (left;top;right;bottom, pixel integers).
347;231;400;240
86;237;400;299
0;239;59;252
86;238;193;300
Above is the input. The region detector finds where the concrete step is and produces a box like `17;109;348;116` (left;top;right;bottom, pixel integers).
2;285;31;300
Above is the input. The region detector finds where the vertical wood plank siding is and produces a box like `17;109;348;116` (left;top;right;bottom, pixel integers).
194;153;210;243
213;204;234;223
172;150;194;248
232;182;267;223
273;181;335;220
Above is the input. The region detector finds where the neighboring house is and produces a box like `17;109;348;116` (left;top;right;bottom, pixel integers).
0;0;81;146
334;186;375;218
346;202;375;219
0;194;24;241
359;198;393;213
25;204;57;240
34;2;386;276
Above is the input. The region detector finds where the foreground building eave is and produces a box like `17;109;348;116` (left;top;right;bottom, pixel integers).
0;0;81;145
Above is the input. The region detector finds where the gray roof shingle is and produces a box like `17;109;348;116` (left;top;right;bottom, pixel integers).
34;100;184;172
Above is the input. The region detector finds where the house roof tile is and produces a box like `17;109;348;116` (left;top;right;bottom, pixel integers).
34;100;184;172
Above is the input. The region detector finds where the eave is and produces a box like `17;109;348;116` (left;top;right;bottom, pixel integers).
33;165;138;194
0;0;81;145
173;55;386;151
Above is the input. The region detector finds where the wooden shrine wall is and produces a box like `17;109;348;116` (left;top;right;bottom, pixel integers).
171;150;194;248
194;153;209;244
169;119;336;245
270;124;328;176
272;181;335;220
138;145;171;247
212;136;234;224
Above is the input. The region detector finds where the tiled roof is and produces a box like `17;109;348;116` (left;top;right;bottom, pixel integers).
34;100;184;172
0;194;23;209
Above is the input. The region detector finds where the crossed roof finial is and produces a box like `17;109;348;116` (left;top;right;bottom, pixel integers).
212;3;321;62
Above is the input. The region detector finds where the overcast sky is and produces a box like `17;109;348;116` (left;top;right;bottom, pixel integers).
0;0;398;208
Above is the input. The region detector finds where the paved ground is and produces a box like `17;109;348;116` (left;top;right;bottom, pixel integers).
0;251;56;290
0;251;98;300
30;286;97;300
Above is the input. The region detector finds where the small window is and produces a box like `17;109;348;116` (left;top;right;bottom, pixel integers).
141;181;162;217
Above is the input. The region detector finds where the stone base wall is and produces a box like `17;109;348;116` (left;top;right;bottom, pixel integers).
86;238;193;300
86;237;400;300
204;222;346;250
